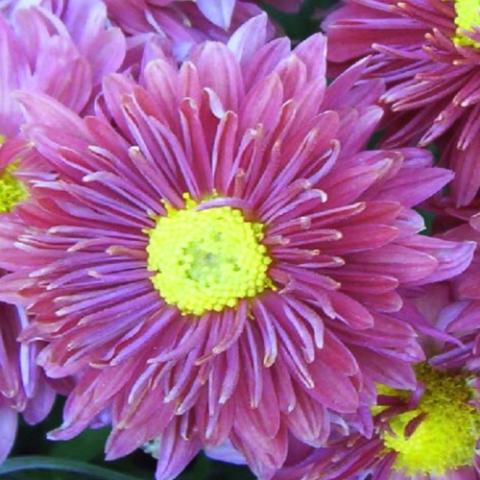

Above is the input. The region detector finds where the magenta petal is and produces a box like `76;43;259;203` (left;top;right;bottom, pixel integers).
293;33;327;82
14;91;90;138
154;422;201;480
227;13;269;66
451;135;480;207
351;347;416;390
196;0;235;29
22;380;56;425
204;440;246;465
285;390;330;447
329;291;374;329
191;42;244;111
232;426;288;480
306;359;359;414
349;245;439;284
0;405;17;463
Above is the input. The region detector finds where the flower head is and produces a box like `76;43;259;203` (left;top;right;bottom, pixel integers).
278;363;480;480
0;0;126;213
0;18;474;479
0;0;125;137
323;0;480;207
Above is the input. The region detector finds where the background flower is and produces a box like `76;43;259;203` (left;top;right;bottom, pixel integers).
274;332;480;480
274;258;480;480
0;0;126;190
0;0;125;466
323;0;480;208
103;0;302;61
0;0;125;137
0;302;57;462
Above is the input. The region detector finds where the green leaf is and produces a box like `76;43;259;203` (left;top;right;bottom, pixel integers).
48;427;109;461
0;456;145;480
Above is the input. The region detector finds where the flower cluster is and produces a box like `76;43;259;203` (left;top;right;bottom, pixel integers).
1;1;480;480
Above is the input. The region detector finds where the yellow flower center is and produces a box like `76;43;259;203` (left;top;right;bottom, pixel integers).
379;364;480;476
0;161;28;214
146;194;272;316
453;0;480;47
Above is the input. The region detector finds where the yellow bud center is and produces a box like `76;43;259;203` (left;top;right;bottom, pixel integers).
146;194;272;316
379;364;480;476
0;161;28;214
453;0;480;47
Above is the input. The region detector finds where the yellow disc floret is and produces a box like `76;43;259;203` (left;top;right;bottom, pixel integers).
0;161;28;214
453;0;480;47
146;194;272;316
379;364;480;476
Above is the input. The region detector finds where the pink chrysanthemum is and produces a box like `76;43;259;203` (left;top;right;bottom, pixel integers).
0;0;126;195
276;280;480;480
0;17;474;479
0;0;125;138
323;0;480;208
276;365;480;480
104;0;302;60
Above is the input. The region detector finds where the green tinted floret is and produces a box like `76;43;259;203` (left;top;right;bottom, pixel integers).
146;194;272;316
0;161;28;213
454;0;480;47
378;364;480;476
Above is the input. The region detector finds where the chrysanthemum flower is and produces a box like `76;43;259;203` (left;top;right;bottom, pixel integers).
104;0;302;60
1;0;125;137
0;0;126;204
323;0;480;207
276;277;480;480
277;362;480;480
0;17;474;479
0;0;126;235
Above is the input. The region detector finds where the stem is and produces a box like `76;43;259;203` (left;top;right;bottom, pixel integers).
0;456;144;480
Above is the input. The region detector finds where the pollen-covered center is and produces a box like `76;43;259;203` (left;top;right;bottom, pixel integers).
0;161;28;214
380;364;480;476
146;195;272;316
453;0;480;47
